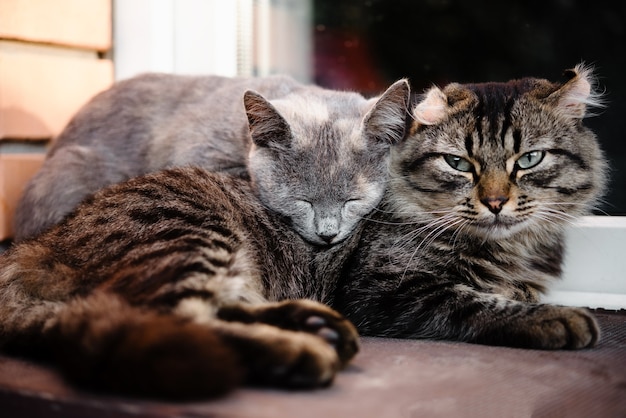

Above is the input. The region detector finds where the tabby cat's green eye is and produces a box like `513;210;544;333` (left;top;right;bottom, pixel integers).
516;151;545;170
444;155;473;172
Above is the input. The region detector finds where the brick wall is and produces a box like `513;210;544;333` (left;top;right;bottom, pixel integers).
0;0;113;239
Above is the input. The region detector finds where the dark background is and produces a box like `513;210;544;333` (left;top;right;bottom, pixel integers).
313;0;625;215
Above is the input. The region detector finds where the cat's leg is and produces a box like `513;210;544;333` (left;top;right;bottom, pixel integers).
46;292;347;399
342;283;598;350
469;299;599;349
133;250;359;366
217;299;360;365
45;292;243;400
438;285;600;349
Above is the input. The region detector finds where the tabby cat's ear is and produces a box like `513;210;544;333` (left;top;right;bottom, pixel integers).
244;90;292;148
363;79;410;145
412;86;449;126
547;63;603;119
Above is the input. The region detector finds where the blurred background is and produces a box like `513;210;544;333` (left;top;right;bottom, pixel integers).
312;0;625;215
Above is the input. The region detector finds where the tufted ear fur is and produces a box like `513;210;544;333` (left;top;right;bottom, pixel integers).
244;90;292;148
363;79;411;145
412;86;449;126
548;63;604;119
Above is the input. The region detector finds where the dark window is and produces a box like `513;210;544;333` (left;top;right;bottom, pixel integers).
313;0;626;215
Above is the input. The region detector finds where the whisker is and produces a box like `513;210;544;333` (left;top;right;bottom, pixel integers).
397;215;464;286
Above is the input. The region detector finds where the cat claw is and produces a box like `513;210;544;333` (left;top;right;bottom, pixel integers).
218;300;360;366
287;301;359;365
304;315;340;345
305;315;326;328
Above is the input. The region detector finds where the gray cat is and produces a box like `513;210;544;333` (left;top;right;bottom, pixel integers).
14;74;409;245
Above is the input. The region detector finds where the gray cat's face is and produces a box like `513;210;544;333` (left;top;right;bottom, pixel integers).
250;129;389;245
245;80;410;245
388;65;607;241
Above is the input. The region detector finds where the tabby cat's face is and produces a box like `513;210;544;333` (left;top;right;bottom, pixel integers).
389;66;607;240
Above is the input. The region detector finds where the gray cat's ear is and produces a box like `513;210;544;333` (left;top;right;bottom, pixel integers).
244;90;292;148
363;79;410;145
412;86;449;126
547;63;604;119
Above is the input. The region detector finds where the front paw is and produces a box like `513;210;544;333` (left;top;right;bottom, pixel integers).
218;300;359;366
531;306;600;349
488;305;600;349
216;321;341;389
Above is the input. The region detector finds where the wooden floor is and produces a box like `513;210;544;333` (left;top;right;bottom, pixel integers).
1;310;625;418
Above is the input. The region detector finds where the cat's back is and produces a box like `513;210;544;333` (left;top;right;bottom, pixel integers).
50;73;299;149
31;167;311;299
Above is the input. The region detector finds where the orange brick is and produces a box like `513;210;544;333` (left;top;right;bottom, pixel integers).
0;0;111;51
0;41;113;140
0;153;44;239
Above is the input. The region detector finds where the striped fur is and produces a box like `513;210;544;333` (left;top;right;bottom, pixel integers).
332;64;607;349
0;169;359;399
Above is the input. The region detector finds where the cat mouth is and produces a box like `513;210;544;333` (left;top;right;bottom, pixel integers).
469;215;529;238
299;230;348;247
310;235;347;247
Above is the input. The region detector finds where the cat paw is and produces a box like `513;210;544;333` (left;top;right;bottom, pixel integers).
268;300;360;365
217;322;341;388
218;300;359;366
260;331;341;388
506;305;600;349
536;306;600;349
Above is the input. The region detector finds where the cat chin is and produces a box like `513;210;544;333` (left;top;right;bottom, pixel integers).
467;217;530;241
298;230;350;247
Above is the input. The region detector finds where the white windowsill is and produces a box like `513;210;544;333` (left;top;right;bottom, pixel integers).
542;216;626;310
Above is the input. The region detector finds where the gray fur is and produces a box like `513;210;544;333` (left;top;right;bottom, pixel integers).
14;75;410;245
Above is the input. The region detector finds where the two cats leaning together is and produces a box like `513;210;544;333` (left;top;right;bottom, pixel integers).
0;64;607;399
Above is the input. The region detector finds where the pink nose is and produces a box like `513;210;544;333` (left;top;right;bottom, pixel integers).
481;196;509;214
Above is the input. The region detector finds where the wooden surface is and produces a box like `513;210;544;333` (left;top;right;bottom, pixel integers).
0;0;113;239
0;153;44;239
0;41;112;140
0;0;111;50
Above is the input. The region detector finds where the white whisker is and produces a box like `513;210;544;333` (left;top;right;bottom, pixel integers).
396;214;465;286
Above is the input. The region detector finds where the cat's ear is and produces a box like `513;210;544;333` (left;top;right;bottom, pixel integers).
243;90;292;148
412;84;474;130
363;79;410;145
412;86;449;126
547;63;604;119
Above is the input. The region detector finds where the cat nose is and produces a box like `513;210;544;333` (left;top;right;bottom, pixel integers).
318;232;338;244
481;196;509;214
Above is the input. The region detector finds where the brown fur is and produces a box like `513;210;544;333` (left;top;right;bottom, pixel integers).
1;170;359;400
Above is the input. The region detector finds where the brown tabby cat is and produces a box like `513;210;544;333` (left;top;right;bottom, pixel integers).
1;170;361;400
330;64;607;348
0;65;606;401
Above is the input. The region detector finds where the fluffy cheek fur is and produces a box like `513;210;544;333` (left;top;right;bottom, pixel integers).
389;154;580;241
